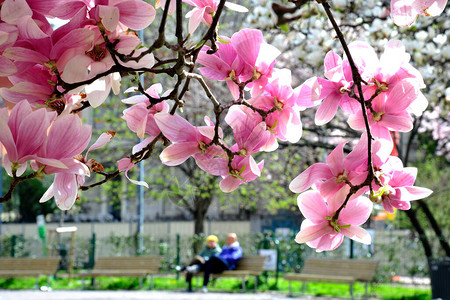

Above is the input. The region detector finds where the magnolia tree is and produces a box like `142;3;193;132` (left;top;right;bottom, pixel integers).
0;0;446;253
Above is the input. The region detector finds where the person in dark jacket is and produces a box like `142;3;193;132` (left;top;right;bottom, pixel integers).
199;232;243;293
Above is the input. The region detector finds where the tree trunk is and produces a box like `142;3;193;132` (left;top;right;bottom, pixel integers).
404;208;433;258
399;123;450;257
193;206;206;254
417;200;450;257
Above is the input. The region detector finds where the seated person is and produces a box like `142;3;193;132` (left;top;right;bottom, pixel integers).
182;235;221;291
188;232;243;293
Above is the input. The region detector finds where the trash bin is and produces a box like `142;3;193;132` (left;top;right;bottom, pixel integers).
429;257;450;299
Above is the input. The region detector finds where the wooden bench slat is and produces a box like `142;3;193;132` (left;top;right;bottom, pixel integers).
285;273;356;283
284;258;378;298
77;256;162;288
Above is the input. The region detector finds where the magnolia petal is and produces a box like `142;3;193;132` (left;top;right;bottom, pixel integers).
14;161;28;177
17;16;49;39
314;233;344;252
326;142;347;175
0;108;18;162
187;7;205;34
1;0;33;25
115;0;156;30
194;156;228;176
39;184;55;203
34;157;68;169
231;29;263;66
340;226;372;245
61;54;92;83
386;79;418;112
160;142;200;166
391;0;418;27
294;77;321;108
295;221;333;243
219;175;242;193
424;0;447;16
154;113;197;142
297;190;328;223
0;55;17;76
224;2;248;12
380;113;413;132
117;157;149;188
53;173;78;210
398;186;433;201
3;46;48;64
132;137;153;154
315;93;341;126
126;174;149;188
338;196;373;226
85;77;111;108
289;163;332;193
98;5;119;32
85;131;114;159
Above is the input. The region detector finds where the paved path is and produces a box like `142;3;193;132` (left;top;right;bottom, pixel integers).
0;290;346;300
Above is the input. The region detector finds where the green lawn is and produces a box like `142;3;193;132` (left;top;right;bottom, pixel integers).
0;275;431;300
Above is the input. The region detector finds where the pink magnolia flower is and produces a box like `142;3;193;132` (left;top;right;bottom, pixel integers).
0;100;57;176
39;172;87;210
295;189;373;252
197;36;246;99
198;29;280;99
0;23;19;77
1;0;51;39
348;79;418;143
349;40;427;117
371;165;433;213
36;114;91;175
183;0;247;34
117;157;149;188
0;65;59;106
391;0;448;27
225;106;270;155
122;84;169;137
380;168;432;213
155;112;222;166
247;69;303;149
289;138;368;199
231;29;280;97
89;0;156;32
312;50;360;126
39;131;115;210
219;152;264;193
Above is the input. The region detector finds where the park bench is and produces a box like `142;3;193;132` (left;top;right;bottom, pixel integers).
0;257;60;289
76;256;163;289
284;258;379;299
190;255;267;292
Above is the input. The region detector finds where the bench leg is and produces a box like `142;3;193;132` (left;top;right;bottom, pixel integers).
288;281;292;297
302;281;306;294
150;275;154;290
349;283;354;300
364;282;368;300
241;277;246;292
254;276;257;293
35;277;39;290
139;277;143;289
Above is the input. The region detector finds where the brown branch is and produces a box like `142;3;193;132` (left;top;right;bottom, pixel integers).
320;1;380;221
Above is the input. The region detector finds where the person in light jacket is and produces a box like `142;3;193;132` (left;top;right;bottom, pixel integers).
199;233;243;293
